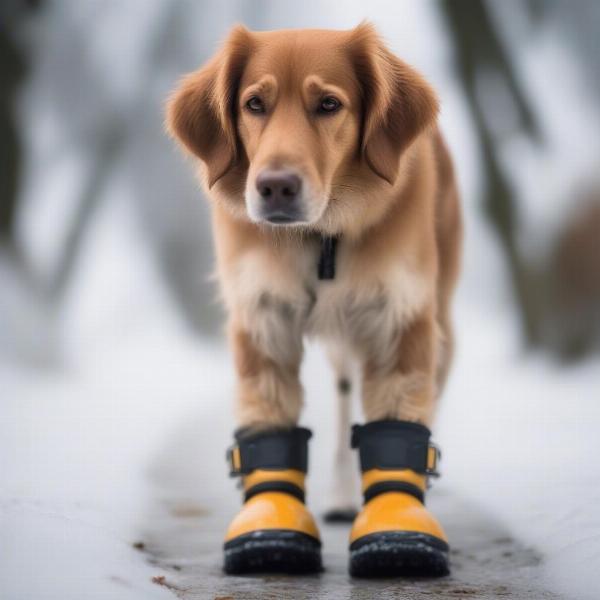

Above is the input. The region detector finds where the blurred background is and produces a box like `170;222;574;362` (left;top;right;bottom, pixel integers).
2;2;599;599
2;0;600;362
2;0;600;364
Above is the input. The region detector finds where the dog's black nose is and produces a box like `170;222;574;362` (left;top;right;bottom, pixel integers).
256;170;301;201
255;170;303;223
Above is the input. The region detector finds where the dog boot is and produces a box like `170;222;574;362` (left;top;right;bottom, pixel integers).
349;420;449;577
223;426;322;574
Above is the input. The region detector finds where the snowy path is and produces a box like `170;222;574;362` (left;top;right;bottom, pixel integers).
140;493;559;599
139;404;561;600
2;309;598;599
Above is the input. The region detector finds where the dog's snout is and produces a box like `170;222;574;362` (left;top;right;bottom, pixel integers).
256;170;301;202
255;169;304;224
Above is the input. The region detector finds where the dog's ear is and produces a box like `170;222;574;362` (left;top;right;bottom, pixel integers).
166;25;252;188
349;22;439;184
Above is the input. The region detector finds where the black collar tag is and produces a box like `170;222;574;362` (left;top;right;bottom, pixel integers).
317;235;338;280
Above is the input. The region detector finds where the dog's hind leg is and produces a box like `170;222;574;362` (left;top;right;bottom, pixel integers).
323;342;360;523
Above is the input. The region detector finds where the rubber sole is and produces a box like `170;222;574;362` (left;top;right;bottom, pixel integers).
223;529;322;575
349;531;450;578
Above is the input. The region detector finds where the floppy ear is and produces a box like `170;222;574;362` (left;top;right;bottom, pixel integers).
165;26;252;188
349;23;439;184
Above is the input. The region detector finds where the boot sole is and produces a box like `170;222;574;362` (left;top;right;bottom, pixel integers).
349;531;450;578
224;529;322;574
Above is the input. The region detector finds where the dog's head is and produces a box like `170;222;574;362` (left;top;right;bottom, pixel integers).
167;23;438;232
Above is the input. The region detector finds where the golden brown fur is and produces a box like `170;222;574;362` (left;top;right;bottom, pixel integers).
166;23;462;440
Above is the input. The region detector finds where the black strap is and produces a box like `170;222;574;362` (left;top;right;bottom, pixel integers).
363;481;425;504
227;427;312;476
317;235;338;280
244;481;305;503
351;420;440;476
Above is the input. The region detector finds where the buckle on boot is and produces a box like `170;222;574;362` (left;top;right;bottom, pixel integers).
227;445;243;477
426;442;441;478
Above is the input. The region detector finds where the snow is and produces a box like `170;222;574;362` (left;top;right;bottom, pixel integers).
0;199;209;599
440;300;600;600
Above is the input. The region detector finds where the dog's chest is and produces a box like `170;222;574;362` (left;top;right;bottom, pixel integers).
233;243;429;352
304;278;388;342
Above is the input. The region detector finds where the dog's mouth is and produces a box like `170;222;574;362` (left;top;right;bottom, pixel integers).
245;188;329;227
262;211;307;225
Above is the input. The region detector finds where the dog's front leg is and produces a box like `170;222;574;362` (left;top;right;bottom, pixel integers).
224;308;322;573
348;305;450;577
228;308;304;431
361;306;438;426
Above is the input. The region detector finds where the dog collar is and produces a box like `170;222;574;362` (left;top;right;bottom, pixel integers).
317;235;338;280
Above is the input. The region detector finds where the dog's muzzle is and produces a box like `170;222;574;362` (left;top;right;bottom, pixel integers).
255;168;306;224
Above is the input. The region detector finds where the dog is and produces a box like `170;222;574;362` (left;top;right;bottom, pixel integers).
166;22;462;577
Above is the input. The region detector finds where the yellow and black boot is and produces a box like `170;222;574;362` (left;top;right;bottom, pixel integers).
349;420;449;577
223;427;322;574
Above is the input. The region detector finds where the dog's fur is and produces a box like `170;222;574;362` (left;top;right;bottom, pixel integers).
167;23;462;506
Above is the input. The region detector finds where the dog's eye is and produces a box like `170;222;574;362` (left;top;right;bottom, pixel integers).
246;96;265;113
319;96;342;114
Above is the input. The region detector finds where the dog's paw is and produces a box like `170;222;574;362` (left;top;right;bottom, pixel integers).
323;506;358;523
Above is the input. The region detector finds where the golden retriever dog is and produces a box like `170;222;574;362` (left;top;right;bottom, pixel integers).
166;22;462;577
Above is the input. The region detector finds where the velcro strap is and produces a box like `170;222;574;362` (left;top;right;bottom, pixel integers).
351;420;440;477
363;481;425;504
244;481;305;503
227;427;312;476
